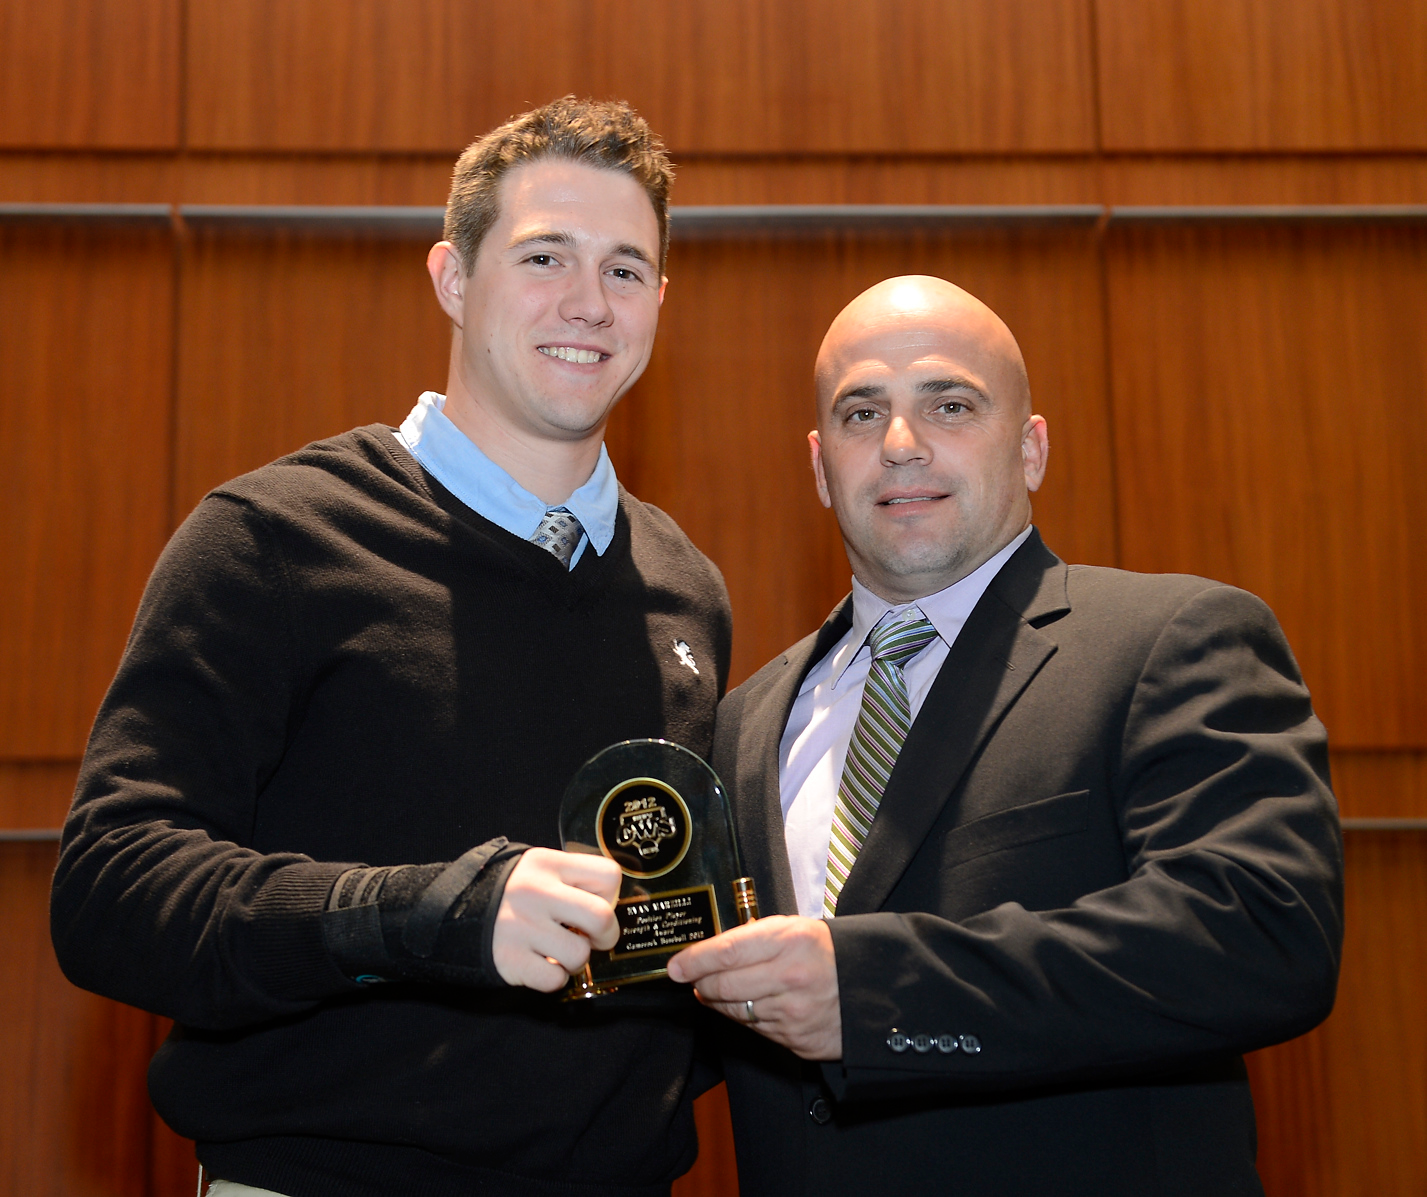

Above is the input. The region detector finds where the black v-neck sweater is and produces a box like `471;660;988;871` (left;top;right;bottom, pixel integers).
52;426;732;1197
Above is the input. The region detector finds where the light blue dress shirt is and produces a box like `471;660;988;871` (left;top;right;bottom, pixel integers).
393;391;619;568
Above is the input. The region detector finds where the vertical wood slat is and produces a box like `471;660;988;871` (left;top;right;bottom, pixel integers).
0;843;155;1197
172;226;450;519
1096;0;1427;151
1105;221;1427;748
671;1085;740;1197
0;0;181;149
0;762;79;829
0;225;176;759
1248;829;1427;1197
147;1020;198;1197
1331;751;1427;819
184;0;1097;154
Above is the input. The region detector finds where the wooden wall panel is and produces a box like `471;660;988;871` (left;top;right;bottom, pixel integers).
609;225;1116;687
0;843;155;1197
0;225;175;759
1105;223;1427;748
0;0;180;149
173;229;450;517
1332;751;1427;820
0;762;78;830
147;1021;197;1197
185;0;1096;154
1248;830;1427;1196
671;1085;739;1197
1097;0;1427;151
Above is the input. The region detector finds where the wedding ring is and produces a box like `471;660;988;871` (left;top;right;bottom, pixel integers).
744;999;759;1024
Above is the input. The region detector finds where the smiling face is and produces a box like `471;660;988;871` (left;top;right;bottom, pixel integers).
432;157;666;449
810;277;1049;603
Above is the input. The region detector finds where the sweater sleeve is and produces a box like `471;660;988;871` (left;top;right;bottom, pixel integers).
51;493;361;1029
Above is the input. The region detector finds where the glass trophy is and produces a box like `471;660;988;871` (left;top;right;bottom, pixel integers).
559;739;759;998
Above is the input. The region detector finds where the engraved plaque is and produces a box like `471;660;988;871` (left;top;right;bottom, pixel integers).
559;739;756;995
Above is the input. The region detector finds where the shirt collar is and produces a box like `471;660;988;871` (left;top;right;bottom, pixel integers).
394;391;619;555
827;525;1035;689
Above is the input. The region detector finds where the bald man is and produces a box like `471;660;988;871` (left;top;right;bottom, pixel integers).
669;277;1343;1196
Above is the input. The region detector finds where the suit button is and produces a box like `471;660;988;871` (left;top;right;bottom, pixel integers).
887;1029;910;1053
912;1033;933;1053
960;1034;982;1054
808;1096;833;1125
936;1034;959;1053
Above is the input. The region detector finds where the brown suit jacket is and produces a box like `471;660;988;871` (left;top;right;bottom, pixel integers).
713;531;1342;1197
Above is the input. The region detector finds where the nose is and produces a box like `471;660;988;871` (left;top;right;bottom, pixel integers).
882;415;928;464
558;262;614;328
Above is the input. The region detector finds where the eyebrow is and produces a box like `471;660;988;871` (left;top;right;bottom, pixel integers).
509;230;656;269
834;375;990;406
917;375;990;402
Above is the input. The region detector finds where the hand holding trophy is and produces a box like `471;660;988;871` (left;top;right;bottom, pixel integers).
559;739;758;997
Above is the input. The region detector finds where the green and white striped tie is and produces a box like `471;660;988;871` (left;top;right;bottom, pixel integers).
823;610;938;918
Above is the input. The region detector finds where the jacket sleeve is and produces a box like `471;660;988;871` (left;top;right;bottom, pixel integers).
825;585;1344;1101
52;494;369;1029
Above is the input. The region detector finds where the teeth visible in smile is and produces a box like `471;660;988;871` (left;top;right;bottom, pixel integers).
539;346;603;364
886;496;935;504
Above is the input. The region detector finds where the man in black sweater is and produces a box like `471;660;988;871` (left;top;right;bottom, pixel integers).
52;99;732;1197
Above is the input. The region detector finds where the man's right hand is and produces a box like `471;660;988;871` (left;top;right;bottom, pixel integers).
492;849;622;991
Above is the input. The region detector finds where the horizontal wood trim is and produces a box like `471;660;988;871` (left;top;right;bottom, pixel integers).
669;204;1106;230
0;203;173;223
1109;204;1427;221
5;202;1427;231
179;204;446;232
4;153;1425;210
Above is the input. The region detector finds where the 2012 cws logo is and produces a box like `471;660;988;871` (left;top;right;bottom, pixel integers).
596;777;692;879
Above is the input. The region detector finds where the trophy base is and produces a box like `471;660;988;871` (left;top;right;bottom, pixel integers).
562;964;667;1000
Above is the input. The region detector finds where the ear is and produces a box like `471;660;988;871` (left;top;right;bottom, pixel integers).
427;242;466;326
808;430;832;509
1022;414;1049;493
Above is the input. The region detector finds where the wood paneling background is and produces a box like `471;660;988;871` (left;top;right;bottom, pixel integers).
1107;221;1427;748
1097;0;1427;151
613;225;1116;684
184;0;1097;153
172;226;449;515
0;224;175;759
2;2;1424;1195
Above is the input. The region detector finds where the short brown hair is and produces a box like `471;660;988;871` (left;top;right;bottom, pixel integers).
444;96;674;274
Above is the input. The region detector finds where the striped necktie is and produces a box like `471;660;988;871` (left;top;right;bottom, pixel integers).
823;610;939;918
531;508;584;569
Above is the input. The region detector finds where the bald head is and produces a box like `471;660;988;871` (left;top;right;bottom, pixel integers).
816;276;1031;421
807;275;1048;603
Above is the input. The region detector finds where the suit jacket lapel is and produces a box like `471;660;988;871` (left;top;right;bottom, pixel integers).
836;533;1072;916
729;598;854;919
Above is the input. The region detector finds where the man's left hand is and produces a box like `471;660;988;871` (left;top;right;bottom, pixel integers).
667;915;841;1061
